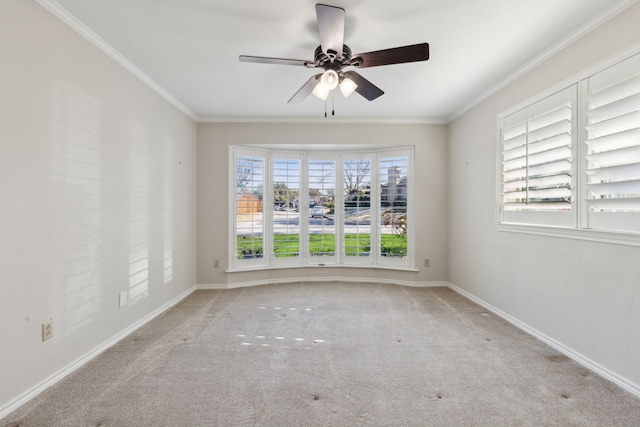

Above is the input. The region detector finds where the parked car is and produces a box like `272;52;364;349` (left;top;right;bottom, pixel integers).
311;205;325;217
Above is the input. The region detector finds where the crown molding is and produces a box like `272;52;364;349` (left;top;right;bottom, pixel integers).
447;0;639;123
197;115;448;125
36;0;198;122
37;0;638;126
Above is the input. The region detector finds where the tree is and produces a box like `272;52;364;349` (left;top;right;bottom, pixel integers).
343;160;371;199
235;157;263;193
309;187;322;197
273;182;298;204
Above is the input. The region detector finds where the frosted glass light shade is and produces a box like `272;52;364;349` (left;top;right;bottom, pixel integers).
339;78;358;98
320;70;339;90
312;83;329;101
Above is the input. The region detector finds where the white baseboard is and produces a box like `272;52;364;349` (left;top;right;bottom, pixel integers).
0;286;197;421
197;277;449;290
447;282;640;399
6;279;637;421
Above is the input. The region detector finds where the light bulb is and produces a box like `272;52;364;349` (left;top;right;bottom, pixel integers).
312;83;329;101
339;78;358;98
320;70;339;90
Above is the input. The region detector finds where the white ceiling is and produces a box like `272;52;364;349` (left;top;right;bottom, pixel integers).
42;0;635;123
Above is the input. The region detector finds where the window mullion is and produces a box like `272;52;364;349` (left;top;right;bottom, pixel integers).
370;154;381;264
300;155;310;261
265;152;274;264
576;80;587;229
335;157;344;264
525;119;530;207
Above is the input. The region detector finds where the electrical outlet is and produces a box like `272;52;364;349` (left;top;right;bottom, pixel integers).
42;320;53;341
424;259;430;267
119;291;128;308
214;259;220;269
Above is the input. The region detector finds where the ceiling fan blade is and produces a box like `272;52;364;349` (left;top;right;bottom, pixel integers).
288;74;322;103
239;55;314;67
352;43;429;68
316;4;345;58
344;71;384;101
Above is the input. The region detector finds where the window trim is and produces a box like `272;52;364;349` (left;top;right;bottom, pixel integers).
498;85;578;227
229;145;415;272
496;222;640;247
496;43;640;246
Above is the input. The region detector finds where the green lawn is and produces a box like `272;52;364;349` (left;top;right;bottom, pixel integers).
236;234;407;258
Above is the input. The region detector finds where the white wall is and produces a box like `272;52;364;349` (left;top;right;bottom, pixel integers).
197;122;448;287
0;0;197;414
448;3;640;392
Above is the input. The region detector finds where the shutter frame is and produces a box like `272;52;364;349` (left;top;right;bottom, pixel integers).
584;53;640;232
501;86;576;225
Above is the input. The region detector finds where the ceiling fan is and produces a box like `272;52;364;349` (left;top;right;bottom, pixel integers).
239;3;430;104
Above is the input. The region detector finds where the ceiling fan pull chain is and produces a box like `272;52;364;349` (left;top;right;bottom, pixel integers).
332;94;335;116
324;98;327;118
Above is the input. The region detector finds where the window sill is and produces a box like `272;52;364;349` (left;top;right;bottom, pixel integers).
225;263;420;274
496;222;640;247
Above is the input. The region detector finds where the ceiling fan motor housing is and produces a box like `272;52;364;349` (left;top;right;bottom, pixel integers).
314;44;353;70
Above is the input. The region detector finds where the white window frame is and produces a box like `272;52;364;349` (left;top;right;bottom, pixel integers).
229;146;415;271
377;148;414;268
341;152;375;266
499;86;578;228
269;152;304;268
229;147;267;270
497;46;640;247
305;153;339;265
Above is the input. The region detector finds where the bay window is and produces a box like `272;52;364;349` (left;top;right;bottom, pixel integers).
230;146;414;270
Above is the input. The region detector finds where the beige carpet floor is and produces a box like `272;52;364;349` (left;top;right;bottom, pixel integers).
3;282;640;426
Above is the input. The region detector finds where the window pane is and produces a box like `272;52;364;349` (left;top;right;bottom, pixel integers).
273;158;300;257
380;156;408;258
308;159;335;256
344;159;371;256
235;155;264;259
585;56;640;213
584;53;640;232
502;101;573;212
500;86;576;227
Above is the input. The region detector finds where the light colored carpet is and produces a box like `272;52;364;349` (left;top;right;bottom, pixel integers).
3;282;640;426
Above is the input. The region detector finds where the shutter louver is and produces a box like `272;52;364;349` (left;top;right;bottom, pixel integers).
499;51;640;239
234;153;265;264
272;158;301;260
584;54;640;232
502;88;574;219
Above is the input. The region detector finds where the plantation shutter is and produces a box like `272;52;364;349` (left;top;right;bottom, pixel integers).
501;86;576;226
378;149;411;267
584;53;640;233
233;148;265;268
271;155;302;264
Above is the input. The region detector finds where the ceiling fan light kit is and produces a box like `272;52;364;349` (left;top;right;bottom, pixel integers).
339;77;358;98
312;81;330;101
320;69;339;90
312;70;357;100
240;3;430;111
